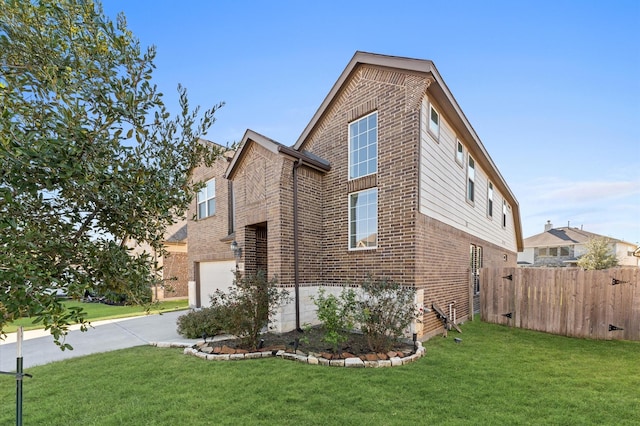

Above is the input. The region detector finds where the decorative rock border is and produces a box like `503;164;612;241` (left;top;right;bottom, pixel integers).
155;340;426;368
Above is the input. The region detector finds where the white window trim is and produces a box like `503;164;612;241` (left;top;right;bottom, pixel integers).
197;178;216;219
487;182;494;219
466;155;475;204
348;187;378;250
348;111;378;181
455;139;464;167
428;104;440;142
502;199;508;228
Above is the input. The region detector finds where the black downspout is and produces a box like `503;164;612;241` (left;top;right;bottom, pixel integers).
293;158;303;332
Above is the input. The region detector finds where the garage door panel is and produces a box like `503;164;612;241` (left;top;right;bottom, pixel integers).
199;261;236;307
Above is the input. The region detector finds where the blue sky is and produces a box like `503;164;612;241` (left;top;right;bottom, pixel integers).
103;0;640;245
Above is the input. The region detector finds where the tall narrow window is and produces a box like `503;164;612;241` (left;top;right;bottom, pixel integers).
470;244;483;295
429;105;440;139
228;180;235;234
197;178;216;219
467;156;475;203
502;200;508;228
349;112;377;179
349;188;378;249
487;182;494;217
456;140;464;165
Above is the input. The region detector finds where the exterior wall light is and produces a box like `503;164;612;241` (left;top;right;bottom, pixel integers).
230;240;242;258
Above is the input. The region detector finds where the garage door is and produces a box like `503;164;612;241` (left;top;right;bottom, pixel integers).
198;261;236;307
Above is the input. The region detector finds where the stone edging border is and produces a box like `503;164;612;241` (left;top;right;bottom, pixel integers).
151;341;426;368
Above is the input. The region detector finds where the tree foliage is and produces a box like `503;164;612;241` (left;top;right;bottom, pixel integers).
577;237;619;270
0;0;224;348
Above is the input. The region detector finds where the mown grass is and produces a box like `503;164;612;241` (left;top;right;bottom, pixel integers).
3;299;189;333
0;320;637;425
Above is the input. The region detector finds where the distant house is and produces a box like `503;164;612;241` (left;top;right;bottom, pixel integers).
518;220;639;267
187;52;523;339
127;220;190;300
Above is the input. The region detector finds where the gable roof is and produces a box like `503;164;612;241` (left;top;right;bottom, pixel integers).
292;51;523;251
225;129;330;180
165;223;187;244
524;227;631;248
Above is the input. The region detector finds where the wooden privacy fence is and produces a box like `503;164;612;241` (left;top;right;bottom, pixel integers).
480;267;639;341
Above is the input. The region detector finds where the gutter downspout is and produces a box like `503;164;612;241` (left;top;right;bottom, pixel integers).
293;158;303;332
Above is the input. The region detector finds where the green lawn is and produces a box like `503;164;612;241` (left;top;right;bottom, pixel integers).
0;321;640;425
0;320;637;425
3;299;189;334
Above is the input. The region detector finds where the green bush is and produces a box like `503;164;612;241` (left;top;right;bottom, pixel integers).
223;271;291;349
356;276;418;353
311;287;357;353
176;303;232;339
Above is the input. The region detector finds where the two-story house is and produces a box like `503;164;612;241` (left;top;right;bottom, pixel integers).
188;52;523;339
518;220;639;267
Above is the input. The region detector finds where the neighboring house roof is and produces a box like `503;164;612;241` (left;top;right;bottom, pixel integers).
292;51;523;251
634;246;640;258
165;223;187;244
524;226;629;247
225;129;330;179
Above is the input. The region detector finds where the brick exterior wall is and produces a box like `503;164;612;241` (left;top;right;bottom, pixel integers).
187;61;519;339
162;250;188;297
187;153;235;281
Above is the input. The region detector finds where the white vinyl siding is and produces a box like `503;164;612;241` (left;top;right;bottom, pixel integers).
419;95;517;252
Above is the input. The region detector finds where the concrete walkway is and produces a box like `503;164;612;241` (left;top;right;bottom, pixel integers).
0;310;200;372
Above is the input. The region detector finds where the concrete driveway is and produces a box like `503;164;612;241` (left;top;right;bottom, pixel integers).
0;310;199;372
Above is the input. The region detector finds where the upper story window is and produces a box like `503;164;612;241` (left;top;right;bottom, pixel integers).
487;182;494;218
456;139;464;166
349;112;377;179
349;188;378;249
429;105;440;139
467;156;475;203
197;178;216;219
502;200;508;228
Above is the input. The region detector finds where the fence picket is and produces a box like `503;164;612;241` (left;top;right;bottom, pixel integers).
481;267;639;341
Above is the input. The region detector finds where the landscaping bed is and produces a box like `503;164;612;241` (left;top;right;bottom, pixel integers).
183;326;424;367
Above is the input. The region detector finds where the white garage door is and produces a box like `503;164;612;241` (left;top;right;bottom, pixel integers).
198;261;236;307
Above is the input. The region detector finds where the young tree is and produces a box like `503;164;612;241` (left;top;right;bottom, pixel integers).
577;237;619;270
0;0;224;348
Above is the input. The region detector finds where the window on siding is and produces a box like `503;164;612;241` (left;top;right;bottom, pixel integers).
349;188;377;249
560;246;570;256
487;182;494;217
197;178;216;219
470;244;483;295
429;105;440;139
467;156;475;203
502;200;507;228
349;112;377;179
456;140;464;165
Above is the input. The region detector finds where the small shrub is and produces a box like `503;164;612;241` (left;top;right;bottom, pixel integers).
311;287;357;353
223;270;291;349
176;302;232;339
356;276;418;353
